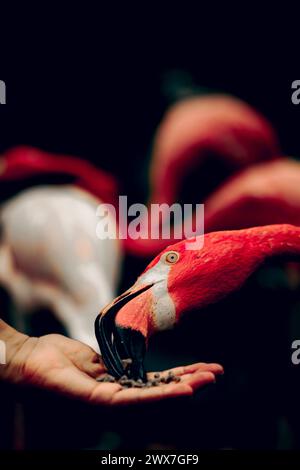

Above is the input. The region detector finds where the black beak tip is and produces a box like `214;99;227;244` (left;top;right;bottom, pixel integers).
95;283;153;382
94;314;147;382
115;326;147;382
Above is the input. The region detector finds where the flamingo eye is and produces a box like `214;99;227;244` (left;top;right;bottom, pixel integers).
162;251;180;265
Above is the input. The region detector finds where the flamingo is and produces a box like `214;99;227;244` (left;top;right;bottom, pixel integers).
204;157;300;231
148;94;279;206
96;224;300;380
0;95;279;264
0;147;122;350
0;95;279;350
0;152;225;402
123;94;279;257
96;157;300;378
137;157;300;246
0;146;118;206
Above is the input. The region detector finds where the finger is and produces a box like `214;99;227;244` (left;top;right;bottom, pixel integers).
148;362;223;379
110;382;194;405
170;362;224;376
71;349;106;377
181;371;216;391
80;360;106;379
75;348;102;366
109;371;217;405
77;353;107;378
94;370;216;404
72;359;104;378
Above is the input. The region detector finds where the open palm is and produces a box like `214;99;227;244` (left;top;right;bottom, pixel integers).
10;334;223;405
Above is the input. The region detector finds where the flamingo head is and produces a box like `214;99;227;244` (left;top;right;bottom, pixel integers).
95;227;280;380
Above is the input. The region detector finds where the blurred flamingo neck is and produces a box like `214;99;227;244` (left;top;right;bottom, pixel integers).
148;140;243;206
148;96;279;207
137;97;279;257
201;158;300;234
3;147;118;206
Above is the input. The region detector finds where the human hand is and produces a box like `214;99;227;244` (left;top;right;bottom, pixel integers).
1;331;223;405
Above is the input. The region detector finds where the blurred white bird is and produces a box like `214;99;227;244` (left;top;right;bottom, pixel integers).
0;149;121;351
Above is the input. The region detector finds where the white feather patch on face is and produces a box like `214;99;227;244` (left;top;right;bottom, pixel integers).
135;260;176;331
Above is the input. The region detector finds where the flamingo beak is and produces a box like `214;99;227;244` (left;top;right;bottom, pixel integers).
94;283;153;381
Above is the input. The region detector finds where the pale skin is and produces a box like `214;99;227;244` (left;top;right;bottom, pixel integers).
0;319;223;405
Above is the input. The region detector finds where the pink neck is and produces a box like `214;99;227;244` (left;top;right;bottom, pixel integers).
3;147;118;206
251;224;300;257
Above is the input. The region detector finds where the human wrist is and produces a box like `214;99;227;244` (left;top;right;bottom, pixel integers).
0;319;30;382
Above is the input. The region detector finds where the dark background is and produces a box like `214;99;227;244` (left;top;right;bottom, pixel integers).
1;6;300;450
